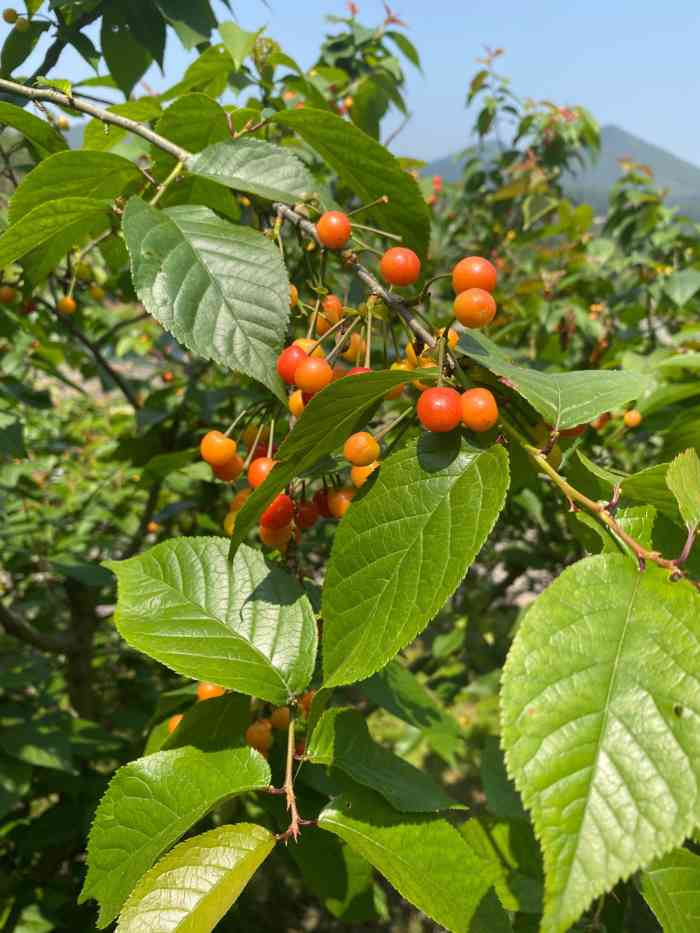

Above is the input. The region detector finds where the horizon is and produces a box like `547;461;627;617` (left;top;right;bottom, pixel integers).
3;1;700;170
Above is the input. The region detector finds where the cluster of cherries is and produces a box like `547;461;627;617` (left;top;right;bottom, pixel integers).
167;681;315;757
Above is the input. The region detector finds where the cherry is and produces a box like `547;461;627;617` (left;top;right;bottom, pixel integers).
271;706;291;730
293;337;325;359
453;288;496;328
167;714;183;734
223;512;237;536
197;682;225;701
294;356;333;394
341;332;365;363
259;523;293;549
298;689;316;716
289;389;306;417
245;719;272;753
452;256;497;294
460;388;499;433
89;285;105;301
2;9;18;24
316;211;352;249
317;294;343;335
436;327;459;350
591;412;611;431
0;285;16;304
162;370;174;383
200;430;237;467
277;344;307;385
260;493;295;529
379;247;421;286
289;283;298;307
417;387;462;432
432;175;443;192
248;456;276;488
351;461;379;488
346;366;372;376
57;295;77;315
559;424;587;438
295;500;319;529
624;409;642;428
386;360;413;399
14;14;28;31
328;486;355;518
344;431;380;466
213;453;244;482
312;489;333;518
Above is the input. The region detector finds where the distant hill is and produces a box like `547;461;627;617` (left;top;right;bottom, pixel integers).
426;125;700;219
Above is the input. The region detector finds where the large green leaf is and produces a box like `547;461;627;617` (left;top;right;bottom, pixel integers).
501;554;700;933
273;108;431;261
664;268;700;307
187;138;315;204
100;6;152;98
9;151;142;223
0;101;67;157
229;368;438;553
666;448;700;533
622;462;682;524
319;785;500;933
115;823;275;932
218;21;259;71
123;197;288;398
155;0;216;49
1;19;49;76
640;846;700;933
358;660;461;764
80;697;270;926
456;330;651;430
154;93;229;157
105;538;317;704
306;707;454;812
0;197;113;269
322;433;509;687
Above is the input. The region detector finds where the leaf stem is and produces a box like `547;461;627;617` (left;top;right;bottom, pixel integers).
276;710;302;843
150;161;184;206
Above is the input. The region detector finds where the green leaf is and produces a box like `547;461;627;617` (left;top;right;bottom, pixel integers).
0;197;112;269
386;31;422;71
322;433;509;687
219;20;258;71
306;707;454;812
666;448;700;532
187;138;315;205
0;414;26;458
115;823;275;932
122;0;166;68
319;785;501;933
80;701;270;925
287;826;380;922
0;102;67;157
640;846;700;933
480;735;527;822
0;712;75;773
501;554;700;933
155;0;216;48
1;19;49;76
657;353;700;373
154;93;229;156
664;268;700;307
105;538;317;705
273;108;431;261
100;7;152;98
456;330;651;430
622;462;683;524
574;505;657;556
358;660;461;764
350;77;388;139
229;368;438;552
123;197;288;398
9;151;142;223
0;753;32;820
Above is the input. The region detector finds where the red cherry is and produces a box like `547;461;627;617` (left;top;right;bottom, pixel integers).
248;457;276;488
294;356;334;394
312;489;333;518
316;211;352;249
379;247;421;287
277;345;307;385
417;387;462;433
295;500;319;529
260;493;295;529
346;366;372;376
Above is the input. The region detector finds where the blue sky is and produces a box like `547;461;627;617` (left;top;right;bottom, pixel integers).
6;0;700;166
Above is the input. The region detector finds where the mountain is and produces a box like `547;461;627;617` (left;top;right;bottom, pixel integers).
425;125;700;219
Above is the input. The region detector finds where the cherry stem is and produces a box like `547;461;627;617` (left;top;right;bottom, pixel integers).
242;423;265;470
307;314;349;356
224;407;249;438
364;310;373;369
350;221;402;241
437;334;446;387
150;161;184;207
375;406;414;442
266;419;275;459
675;528;697;567
347;195;389;216
499;413;699;590
325;317;362;367
306;297;320;340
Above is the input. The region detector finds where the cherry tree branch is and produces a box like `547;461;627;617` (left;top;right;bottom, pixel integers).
0;601;69;653
0;78;189;162
273;202;436;349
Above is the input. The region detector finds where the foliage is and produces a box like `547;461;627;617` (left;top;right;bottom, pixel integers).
1;5;699;933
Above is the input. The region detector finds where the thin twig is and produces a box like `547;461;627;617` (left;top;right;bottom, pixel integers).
276;711;302;843
0;601;69;653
